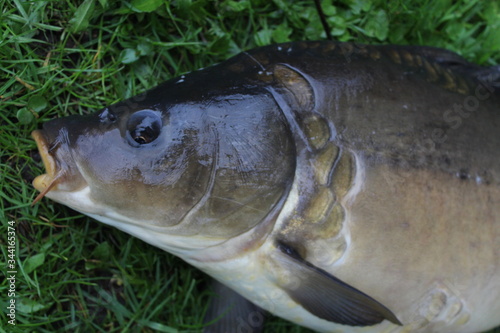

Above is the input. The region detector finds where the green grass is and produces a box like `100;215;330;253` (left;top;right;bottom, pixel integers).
1;0;499;332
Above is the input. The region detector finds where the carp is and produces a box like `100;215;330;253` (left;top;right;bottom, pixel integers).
32;41;500;333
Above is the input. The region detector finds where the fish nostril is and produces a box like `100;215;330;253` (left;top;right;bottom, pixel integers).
99;109;117;123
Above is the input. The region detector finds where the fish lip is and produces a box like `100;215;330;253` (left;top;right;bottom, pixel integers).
31;129;67;204
32;130;57;189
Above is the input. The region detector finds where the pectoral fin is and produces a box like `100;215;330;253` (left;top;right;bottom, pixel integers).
273;240;402;327
203;280;266;333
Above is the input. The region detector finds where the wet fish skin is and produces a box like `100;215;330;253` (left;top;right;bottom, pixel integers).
32;41;500;333
35;67;296;237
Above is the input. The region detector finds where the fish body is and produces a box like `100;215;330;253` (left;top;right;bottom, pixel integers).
32;41;500;333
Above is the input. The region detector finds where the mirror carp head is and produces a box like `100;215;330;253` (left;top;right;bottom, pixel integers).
32;54;297;255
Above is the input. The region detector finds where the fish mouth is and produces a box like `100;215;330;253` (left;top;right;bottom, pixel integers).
32;130;66;205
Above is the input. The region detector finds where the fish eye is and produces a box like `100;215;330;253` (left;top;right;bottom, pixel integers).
126;110;162;146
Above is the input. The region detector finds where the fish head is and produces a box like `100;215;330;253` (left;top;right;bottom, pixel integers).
33;103;200;225
32;71;296;254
